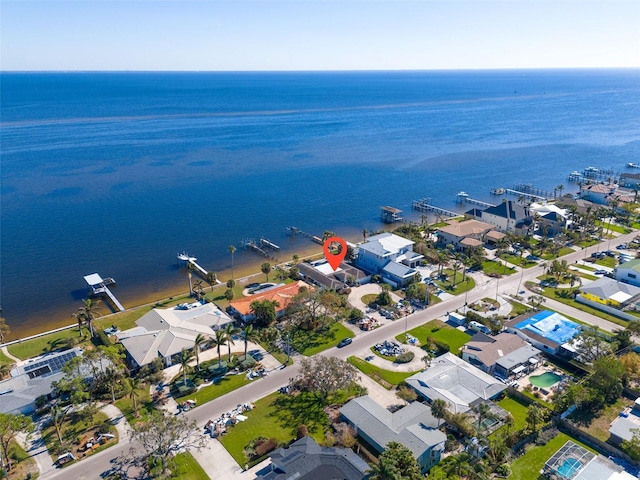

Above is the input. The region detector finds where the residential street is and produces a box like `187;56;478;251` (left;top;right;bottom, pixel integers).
39;230;640;479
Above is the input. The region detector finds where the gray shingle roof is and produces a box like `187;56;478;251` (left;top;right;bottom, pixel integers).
340;395;445;457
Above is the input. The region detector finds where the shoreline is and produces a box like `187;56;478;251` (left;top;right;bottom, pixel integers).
3;231;365;342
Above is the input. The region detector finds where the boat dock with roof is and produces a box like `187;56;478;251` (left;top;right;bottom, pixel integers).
83;273;125;312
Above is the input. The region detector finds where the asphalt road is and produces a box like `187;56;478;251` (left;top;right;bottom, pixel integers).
40;230;640;479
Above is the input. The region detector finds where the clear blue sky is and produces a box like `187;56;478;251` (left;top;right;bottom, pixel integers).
2;1;639;71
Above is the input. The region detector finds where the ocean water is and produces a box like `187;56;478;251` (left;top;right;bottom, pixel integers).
2;70;640;338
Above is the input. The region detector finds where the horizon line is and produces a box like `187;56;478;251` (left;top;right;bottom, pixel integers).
2;66;640;74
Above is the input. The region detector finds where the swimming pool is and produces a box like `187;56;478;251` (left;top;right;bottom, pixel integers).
557;457;582;478
530;372;562;388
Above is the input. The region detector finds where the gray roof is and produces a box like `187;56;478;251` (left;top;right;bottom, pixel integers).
405;353;507;413
382;261;417;279
580;278;640;299
0;372;65;415
358;232;414;257
257;436;368;480
340;395;445;457
609;412;640;443
297;263;345;290
483;201;529;221
495;345;541;371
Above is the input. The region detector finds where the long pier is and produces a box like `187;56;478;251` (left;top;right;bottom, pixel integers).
504;188;547;201
83;273;125;312
411;198;459;217
286;226;324;245
456;192;495;208
177;252;208;276
259;238;280;251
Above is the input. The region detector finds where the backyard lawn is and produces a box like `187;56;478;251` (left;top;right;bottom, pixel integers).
219;391;329;467
7;328;86;360
289;322;354;356
497;395;530;431
510;432;596;480
348;356;419;389
569;397;634;442
396;319;471;355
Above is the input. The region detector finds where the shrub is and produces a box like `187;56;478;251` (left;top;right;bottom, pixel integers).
426;337;450;355
496;463;511;478
239;356;257;370
254;438;279;458
396;385;418;403
296;425;309;439
394;352;415;364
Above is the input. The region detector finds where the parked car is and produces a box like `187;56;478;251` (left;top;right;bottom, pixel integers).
617;244;629;250
337;338;353;348
595;270;607;275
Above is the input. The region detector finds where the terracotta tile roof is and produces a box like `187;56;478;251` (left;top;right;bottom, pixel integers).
437;219;494;238
229;280;311;316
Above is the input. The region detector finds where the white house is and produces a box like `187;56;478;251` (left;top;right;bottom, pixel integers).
116;301;234;369
355;232;422;287
466;200;533;234
614;259;640;287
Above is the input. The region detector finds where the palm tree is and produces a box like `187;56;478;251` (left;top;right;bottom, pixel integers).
72;298;101;337
261;262;271;281
292;254;299;265
431;399;448;428
242;324;259;358
193;333;207;372
224;323;239;360
126;377;143;417
193;280;204;299
362;228;368;242
178;348;194;384
205;271;217;287
211;329;229;367
228;245;237;280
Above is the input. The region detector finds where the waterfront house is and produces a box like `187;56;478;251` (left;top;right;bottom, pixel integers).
297;260;369;290
340;395;446;473
461;332;541;378
504;310;581;357
466;200;533;235
578;183;618;205
256;436;369;480
354;232;422;287
435;219;495;251
404;353;506;414
0;348;82;415
620;172;640;190
116;301;234;369
614;259;640;288
579;277;640;308
227;280;311;322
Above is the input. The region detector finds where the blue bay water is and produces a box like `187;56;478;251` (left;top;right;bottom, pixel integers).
2;70;640;337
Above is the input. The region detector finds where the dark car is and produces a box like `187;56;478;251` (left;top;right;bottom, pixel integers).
337;338;353;348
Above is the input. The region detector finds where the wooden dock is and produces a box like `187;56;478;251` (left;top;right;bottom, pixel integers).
504;188;547;202
259;238;280;251
83;273;125;312
241;239;279;261
380;206;403;223
456;192;494;208
411;198;459;217
177;252;208;276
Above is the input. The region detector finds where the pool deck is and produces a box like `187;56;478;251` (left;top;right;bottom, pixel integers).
515;366;566;400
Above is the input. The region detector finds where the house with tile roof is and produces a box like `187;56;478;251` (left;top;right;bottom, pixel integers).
256;436;369;480
614;259;640;288
578;183;618;205
404;353;507;414
227;280;311;322
116;301;234;369
436;219;495;251
461;332;541;378
340;395;446;473
354;232;422;287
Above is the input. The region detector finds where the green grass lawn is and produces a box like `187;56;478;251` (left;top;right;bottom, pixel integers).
348;356;419;389
500;254;539;268
289;322;354;356
114;386;155;425
497;395;530;431
0;348;14;368
541;247;575;260
510;432;596;480
162;452;210;480
175;373;252;405
507;299;533;317
434;269;476;296
219;391;328;467
397;319;471;355
592;256;618;268
481;260;517;276
361;293;378;305
596;220;632;234
7;328;88;360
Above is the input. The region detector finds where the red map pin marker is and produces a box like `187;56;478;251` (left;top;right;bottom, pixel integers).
323;236;347;271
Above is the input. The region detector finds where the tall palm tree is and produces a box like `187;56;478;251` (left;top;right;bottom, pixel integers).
193;333;207;372
211;329;229;367
126;377;143;417
72;298;101;337
178;348;194;384
242;324;259;358
228;245;237;280
431;399;448;428
224;323;239;360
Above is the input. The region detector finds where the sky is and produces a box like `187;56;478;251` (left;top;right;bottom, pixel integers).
1;0;639;71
